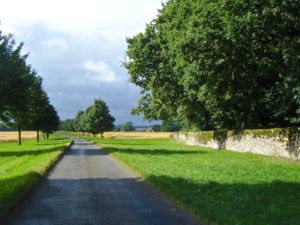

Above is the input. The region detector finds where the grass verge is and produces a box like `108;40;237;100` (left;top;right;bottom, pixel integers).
0;133;71;218
90;137;300;225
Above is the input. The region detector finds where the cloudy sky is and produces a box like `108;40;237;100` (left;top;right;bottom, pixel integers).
0;0;163;125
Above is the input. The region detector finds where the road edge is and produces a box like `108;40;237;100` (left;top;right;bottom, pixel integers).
0;139;74;221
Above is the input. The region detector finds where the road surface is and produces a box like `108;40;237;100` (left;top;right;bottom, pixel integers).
3;139;200;225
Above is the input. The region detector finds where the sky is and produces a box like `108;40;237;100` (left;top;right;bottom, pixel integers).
0;0;164;125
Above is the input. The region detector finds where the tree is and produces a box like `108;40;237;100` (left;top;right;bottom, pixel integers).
125;0;300;130
0;123;14;131
0;34;38;144
27;75;50;142
75;110;87;134
59;119;76;131
151;124;161;132
39;104;60;139
85;99;115;137
114;124;122;132
160;120;181;132
122;122;135;132
0;30;59;144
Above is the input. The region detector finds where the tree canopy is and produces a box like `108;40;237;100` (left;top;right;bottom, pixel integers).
0;30;60;144
125;0;300;130
121;122;135;132
60;99;115;137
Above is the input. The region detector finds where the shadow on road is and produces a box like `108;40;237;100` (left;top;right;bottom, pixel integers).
2;172;300;225
1;174;199;225
67;148;108;156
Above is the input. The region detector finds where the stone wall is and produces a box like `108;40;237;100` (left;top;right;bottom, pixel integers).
172;128;300;160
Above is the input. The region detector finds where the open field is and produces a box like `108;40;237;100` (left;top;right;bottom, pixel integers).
66;131;172;139
0;134;70;218
99;131;172;139
0;131;36;142
91;137;300;225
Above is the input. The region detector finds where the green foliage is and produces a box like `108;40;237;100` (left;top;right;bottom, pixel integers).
0;134;70;218
85;99;115;136
113;124;122;131
151;124;161;132
38;104;60;136
0;30;59;144
121;121;135;132
160;120;182;132
75;111;87;133
194;131;214;145
125;0;300;130
61;99;115;137
91;137;300;225
0;123;14;131
59;119;76;132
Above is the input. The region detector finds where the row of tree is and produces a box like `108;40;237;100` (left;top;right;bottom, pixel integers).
0;123;14;131
125;0;300;131
0;31;59;144
114;122;135;132
60;99;115;137
113;120;181;132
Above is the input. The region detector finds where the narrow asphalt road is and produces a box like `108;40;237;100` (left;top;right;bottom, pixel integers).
3;139;200;225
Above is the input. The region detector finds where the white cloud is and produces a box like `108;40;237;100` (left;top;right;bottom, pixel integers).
39;37;69;50
0;0;162;36
0;0;163;124
82;59;119;82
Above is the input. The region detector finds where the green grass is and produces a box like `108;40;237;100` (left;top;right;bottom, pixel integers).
90;137;300;225
0;134;70;218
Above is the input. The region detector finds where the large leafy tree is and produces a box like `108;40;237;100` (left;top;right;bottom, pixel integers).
0;31;60;144
125;0;300;130
75;110;87;134
39;104;60;139
0;36;37;144
27;74;50;142
85;99;115;137
121;122;135;132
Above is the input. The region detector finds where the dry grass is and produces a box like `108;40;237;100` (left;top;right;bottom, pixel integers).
101;132;172;139
0;131;36;142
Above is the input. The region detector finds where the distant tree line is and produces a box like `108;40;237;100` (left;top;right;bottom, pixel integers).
0;30;60;144
125;0;300;131
112;121;181;132
149;121;182;132
60;99;115;137
0;123;14;131
114;122;136;132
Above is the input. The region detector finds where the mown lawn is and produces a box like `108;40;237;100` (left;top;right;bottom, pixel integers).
91;137;300;225
0;134;70;218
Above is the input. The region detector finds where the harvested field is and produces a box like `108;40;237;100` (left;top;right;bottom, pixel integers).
0;131;36;142
101;132;172;139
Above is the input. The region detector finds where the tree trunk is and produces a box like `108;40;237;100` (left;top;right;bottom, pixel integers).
101;132;103;138
43;132;46;140
18;127;22;145
36;130;40;142
46;132;49;139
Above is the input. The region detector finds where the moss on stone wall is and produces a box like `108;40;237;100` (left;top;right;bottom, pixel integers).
172;127;300;159
174;127;300;142
195;131;213;144
244;128;281;138
242;127;300;142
